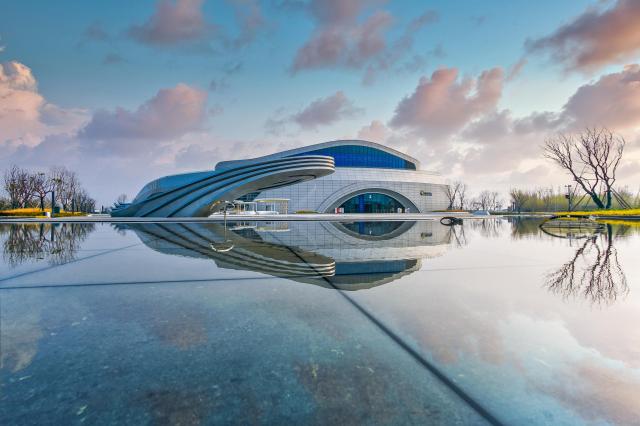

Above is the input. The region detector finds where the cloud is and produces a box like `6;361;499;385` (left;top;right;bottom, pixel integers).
0;61;87;146
291;2;393;72
0;61;222;206
526;0;640;72
103;53;126;65
458;111;552;175
291;2;445;86
227;0;267;48
128;0;215;47
560;64;640;130
450;65;640;179
83;21;110;42
174;143;221;169
266;91;362;133
290;0;438;82
361;9;439;84
389;67;504;140
292;91;362;129
357;120;390;142
127;0;267;51
407;10;438;32
80;83;207;141
506;58;527;81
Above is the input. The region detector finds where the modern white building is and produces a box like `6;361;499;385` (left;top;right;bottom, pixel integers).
217;140;449;214
112;139;448;217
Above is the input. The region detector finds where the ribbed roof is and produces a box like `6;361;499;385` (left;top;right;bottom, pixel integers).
215;139;421;171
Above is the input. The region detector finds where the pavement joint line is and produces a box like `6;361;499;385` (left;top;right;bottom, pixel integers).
0;243;144;284
0;263;559;290
273;238;504;426
0;228;200;284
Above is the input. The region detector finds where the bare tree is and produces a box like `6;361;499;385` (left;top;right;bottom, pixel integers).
3;165;37;208
75;189;96;212
477;190;491;210
477;190;497;211
50;166;80;211
3;165;22;208
457;182;468;210
509;189;528;213
33;172;53;211
544;128;625;209
444;181;463;210
116;193;128;205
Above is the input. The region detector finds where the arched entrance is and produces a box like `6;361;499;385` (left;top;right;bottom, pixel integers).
339;192;405;213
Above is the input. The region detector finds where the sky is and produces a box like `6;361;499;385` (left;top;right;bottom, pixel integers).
1;0;640;207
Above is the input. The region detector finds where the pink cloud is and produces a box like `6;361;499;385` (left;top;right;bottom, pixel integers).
346;11;393;67
307;0;375;25
292;29;348;71
561;64;640;130
452;65;640;178
291;0;392;72
128;0;267;50
291;1;440;84
357;120;390;142
227;0;267;48
389;67;504;139
292;91;362;129
0;62;43;143
0;61;87;146
128;0;214;46
526;0;640;72
80;83;207;140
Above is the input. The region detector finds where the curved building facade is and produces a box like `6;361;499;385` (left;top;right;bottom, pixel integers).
113;139;447;217
111;155;335;217
218;140;448;213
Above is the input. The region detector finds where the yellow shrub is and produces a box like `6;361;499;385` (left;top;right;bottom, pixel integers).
0;208;87;217
555;209;640;217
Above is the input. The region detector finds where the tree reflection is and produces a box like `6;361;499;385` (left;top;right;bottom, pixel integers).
1;223;95;267
465;217;504;238
546;223;628;305
508;216;546;239
445;223;467;247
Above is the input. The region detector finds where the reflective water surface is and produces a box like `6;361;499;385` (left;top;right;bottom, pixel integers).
1;218;639;425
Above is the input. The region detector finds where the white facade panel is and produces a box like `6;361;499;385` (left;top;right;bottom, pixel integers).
257;167;449;213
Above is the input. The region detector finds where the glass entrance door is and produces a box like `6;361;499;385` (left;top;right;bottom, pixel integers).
339;193;404;213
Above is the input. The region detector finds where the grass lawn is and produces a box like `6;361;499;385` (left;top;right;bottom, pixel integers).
0;207;86;217
554;209;640;217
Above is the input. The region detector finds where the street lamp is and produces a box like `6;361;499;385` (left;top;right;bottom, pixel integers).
51;177;62;218
565;184;573;212
37;172;46;212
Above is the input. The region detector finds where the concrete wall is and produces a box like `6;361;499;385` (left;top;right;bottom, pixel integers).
256;167;449;213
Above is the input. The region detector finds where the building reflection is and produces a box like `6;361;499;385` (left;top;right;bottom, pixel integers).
121;221;451;290
0;223;95;267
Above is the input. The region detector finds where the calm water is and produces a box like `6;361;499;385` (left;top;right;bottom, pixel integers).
1;218;639;425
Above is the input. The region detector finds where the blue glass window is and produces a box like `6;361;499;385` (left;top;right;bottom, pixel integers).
339;193;405;213
291;145;416;170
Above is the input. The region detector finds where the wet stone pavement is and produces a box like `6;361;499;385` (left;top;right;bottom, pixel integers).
1;218;639;425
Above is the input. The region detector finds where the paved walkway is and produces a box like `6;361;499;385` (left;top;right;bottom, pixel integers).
0;212;472;223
